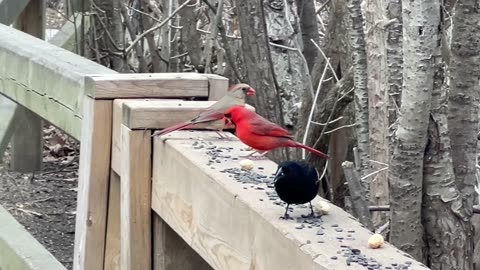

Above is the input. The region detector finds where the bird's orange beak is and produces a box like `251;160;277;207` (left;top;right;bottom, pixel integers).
247;87;256;96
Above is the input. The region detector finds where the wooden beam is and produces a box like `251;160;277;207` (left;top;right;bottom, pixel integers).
85;73;227;99
10;108;43;172
0;0;30;25
111;99;249;174
153;214;213;270
0;96;19;160
122;99;230;129
104;171;121;270
120;126;152;270
9;0;45;172
0;205;67;270
152;131;430;270
0;23;116;140
73;99;113;270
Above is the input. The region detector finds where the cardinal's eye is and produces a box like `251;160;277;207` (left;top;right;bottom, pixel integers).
225;113;232;118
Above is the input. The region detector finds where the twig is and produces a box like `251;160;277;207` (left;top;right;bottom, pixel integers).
361;166;388;181
315;0;331;14
368;205;480;214
342;161;374;231
369;159;389;167
121;5;148;72
125;3;162;24
16;207;43;217
324;123;358;134
311;39;339;81
126;0;192;53
375;221;390;235
302;63;329;159
311;116;344;126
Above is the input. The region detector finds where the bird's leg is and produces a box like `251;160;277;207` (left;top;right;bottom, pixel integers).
280;204;292;220
309;202;315;217
241;150;269;160
215;129;234;141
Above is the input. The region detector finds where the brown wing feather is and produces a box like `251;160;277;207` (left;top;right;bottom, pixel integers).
248;114;292;138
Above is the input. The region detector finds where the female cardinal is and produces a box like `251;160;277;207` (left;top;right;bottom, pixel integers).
223;106;329;159
152;84;256;138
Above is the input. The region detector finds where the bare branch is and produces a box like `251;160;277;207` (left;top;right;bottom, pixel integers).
342;161;374;231
126;0;192;53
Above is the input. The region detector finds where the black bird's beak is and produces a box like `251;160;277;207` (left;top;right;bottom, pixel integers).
274;167;284;181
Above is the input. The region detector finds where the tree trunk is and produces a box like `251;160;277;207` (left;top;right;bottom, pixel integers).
235;0;288;162
94;0;128;72
388;0;441;261
448;0;480;218
385;0;402;126
263;0;313;128
179;0;203;71
295;0;320;72
423;55;474;270
346;0;369;180
366;0;389;228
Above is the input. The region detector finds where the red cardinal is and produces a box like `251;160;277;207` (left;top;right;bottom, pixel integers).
224;105;329;159
152;83;255;138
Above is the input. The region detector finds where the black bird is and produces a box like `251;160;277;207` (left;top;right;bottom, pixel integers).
273;160;320;219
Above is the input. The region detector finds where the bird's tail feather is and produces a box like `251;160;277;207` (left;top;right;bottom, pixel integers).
292;142;329;159
151;122;193;137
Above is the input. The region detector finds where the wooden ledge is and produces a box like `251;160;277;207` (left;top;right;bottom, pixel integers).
85;73;228;99
151;131;429;270
0;205;66;270
111;99;254;174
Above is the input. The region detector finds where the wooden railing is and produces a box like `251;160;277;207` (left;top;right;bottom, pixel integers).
0;1;431;269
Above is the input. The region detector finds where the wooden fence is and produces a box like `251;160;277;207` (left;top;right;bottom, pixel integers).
0;0;431;269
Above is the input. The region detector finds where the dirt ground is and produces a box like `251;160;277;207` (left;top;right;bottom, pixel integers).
0;123;79;270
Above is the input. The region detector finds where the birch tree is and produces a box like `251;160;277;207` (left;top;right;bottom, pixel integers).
365;0;388;222
388;0;441;261
346;0;369;179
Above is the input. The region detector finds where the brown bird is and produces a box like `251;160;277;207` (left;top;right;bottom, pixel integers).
152;83;256;138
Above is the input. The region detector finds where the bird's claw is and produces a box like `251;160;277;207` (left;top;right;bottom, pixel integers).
280;214;293;220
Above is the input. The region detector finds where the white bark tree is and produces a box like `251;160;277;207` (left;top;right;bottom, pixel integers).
365;0;389;226
388;0;441;261
346;0;369;179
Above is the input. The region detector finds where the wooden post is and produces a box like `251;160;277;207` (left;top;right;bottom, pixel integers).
120;125;152;270
153;214;213;270
10;0;45;172
104;171;121;270
73;99;113;270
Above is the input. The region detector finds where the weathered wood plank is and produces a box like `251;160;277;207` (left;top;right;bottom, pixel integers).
152;131;430;270
73;99;113;270
9;0;45;172
0;23;116;140
120;126;152;270
205;74;229;101
111;99;247;175
0;205;67;270
104;171;121;270
0;0;30;25
153;214;213;270
12;0;44;168
10;108;43;172
122;99;231;129
0;97;19;160
85;73;227;99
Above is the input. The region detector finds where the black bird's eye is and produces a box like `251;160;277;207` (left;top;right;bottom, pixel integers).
225;113;232;118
